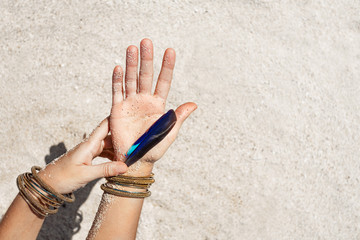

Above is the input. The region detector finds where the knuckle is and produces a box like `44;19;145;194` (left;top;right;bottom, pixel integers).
139;71;153;79
103;164;113;177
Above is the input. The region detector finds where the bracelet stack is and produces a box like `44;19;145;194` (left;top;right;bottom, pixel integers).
101;174;155;198
16;166;75;218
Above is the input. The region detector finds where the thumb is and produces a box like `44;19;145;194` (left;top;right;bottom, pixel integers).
166;102;197;139
90;161;128;179
174;102;198;126
88;116;110;144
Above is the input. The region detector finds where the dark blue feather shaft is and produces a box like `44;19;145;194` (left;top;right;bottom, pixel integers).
124;109;177;167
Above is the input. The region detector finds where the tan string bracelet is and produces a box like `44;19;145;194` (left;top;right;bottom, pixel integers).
17;166;75;218
101;183;152;198
31;166;75;203
102;173;155;198
21;173;62;208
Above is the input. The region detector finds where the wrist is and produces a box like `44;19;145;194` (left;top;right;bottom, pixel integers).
125;160;154;177
37;159;74;194
37;165;61;193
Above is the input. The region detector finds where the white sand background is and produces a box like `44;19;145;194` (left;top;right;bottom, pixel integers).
1;0;359;239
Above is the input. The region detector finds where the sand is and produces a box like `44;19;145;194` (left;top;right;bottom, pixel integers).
1;0;360;239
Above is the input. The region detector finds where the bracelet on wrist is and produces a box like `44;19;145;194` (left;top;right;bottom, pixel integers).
102;173;155;198
16;166;75;218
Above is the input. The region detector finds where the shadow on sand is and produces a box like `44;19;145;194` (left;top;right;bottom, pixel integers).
37;142;98;240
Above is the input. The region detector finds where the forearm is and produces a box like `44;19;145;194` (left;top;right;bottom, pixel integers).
88;163;153;240
87;194;145;240
0;194;44;240
0;117;126;240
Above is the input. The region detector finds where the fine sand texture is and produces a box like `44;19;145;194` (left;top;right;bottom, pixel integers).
1;1;359;239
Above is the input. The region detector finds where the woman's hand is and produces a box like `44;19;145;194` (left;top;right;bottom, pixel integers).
37;117;128;194
110;38;197;176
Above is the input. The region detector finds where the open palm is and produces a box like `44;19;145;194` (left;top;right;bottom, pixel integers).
110;39;197;176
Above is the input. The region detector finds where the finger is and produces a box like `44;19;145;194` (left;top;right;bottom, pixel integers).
139;38;154;94
154;48;176;100
88;117;110;143
90;161;127;179
125;45;138;98
112;66;124;105
102;135;113;150
99;150;114;160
